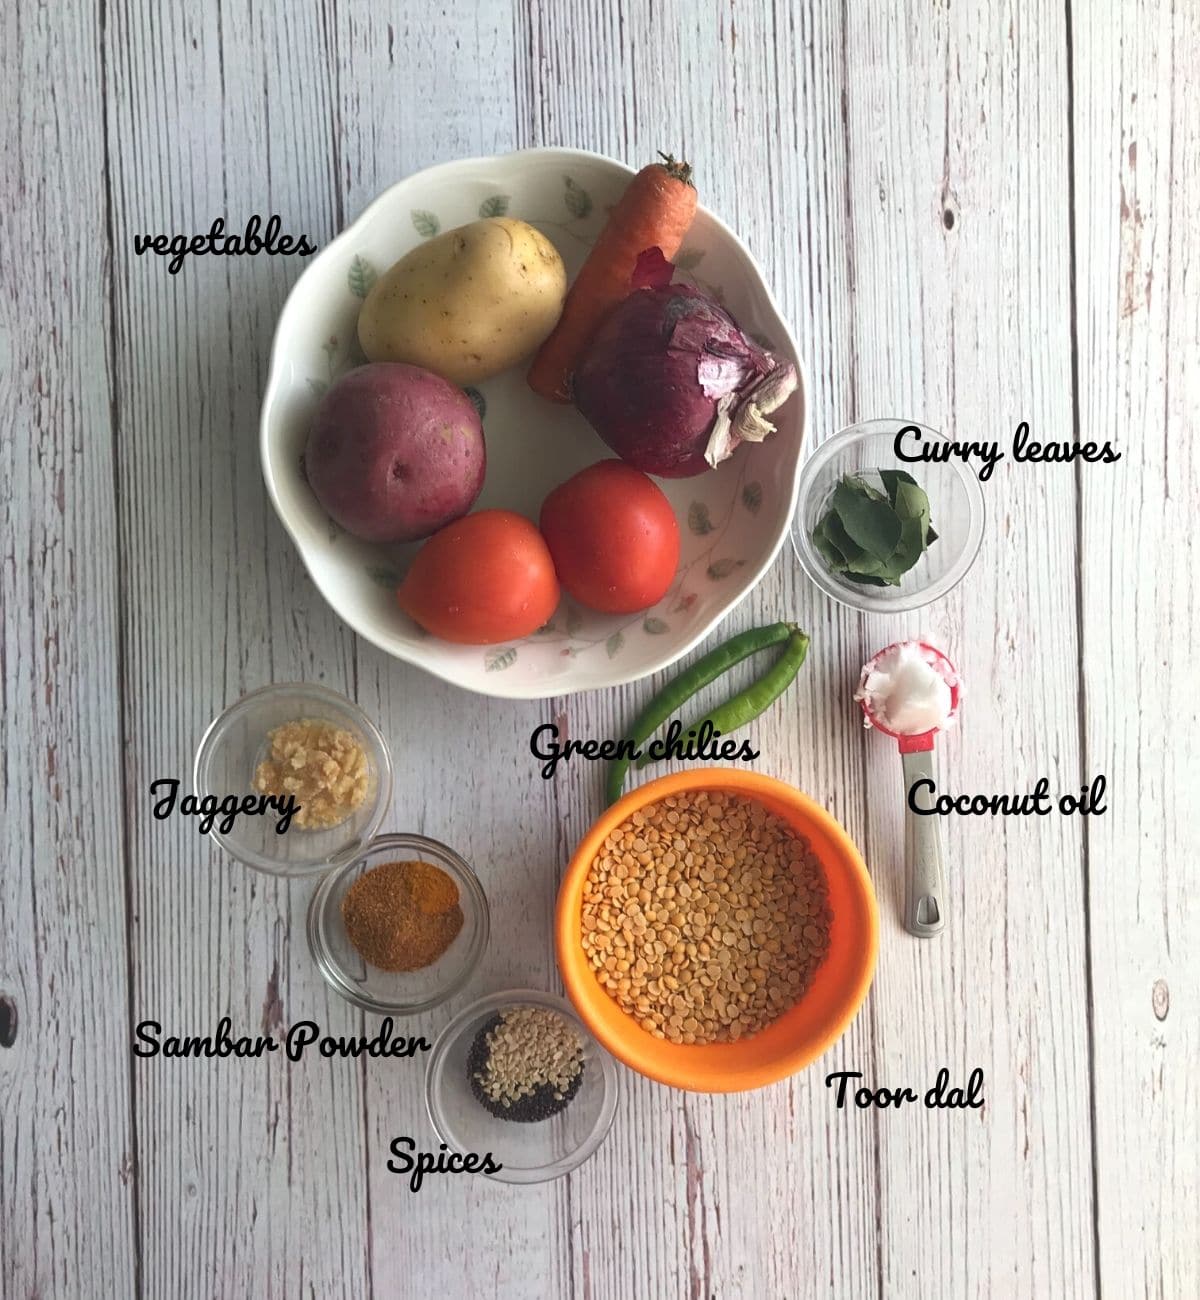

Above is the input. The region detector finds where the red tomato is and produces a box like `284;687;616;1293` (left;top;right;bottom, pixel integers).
539;461;680;614
397;509;559;644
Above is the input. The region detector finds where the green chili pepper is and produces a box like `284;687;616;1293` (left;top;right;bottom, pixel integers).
661;627;810;758
605;621;801;805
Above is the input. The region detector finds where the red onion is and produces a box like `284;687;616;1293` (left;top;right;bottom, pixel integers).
573;249;798;478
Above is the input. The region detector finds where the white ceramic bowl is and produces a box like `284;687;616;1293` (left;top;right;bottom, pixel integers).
261;148;807;699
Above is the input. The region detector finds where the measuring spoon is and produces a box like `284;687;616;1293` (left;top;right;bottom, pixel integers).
856;640;961;938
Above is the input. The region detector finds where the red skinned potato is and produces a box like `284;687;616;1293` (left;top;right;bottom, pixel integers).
396;510;560;645
539;460;680;614
305;362;485;543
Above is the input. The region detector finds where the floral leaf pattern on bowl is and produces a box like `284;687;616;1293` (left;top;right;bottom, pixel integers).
485;647;518;672
347;255;378;299
605;631;624;659
366;565;399;588
674;248;706;270
307;378;328;398
742;482;763;515
317;334;342;382
687;501;715;535
643;617;670;635
478;194;509;218
411;209;440;238
563;176;592;220
707;558;744;580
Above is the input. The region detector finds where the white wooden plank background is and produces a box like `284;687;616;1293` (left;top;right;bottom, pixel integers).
2;1;1196;1297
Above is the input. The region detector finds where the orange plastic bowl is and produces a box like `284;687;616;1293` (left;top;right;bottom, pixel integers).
556;769;879;1092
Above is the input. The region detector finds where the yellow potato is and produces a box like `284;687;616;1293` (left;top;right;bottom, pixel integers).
358;218;567;386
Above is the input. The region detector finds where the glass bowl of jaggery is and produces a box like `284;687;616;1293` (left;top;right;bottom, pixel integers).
307;833;489;1015
194;682;393;877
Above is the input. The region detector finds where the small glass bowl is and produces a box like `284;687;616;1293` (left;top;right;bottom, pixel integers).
791;419;986;613
193;682;392;876
307;834;489;1015
426;989;618;1185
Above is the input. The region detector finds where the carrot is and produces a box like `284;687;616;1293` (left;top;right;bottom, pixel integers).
528;152;698;403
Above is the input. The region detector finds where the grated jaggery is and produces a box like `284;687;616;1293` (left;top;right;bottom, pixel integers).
253;717;369;830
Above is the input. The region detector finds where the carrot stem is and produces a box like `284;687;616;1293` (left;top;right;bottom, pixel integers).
656;152;694;187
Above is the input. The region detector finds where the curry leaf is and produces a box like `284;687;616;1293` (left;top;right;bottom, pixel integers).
812;522;848;571
893;479;931;525
843;570;893;587
844;474;888;503
831;480;902;560
879;468;919;506
822;513;867;565
887;516;926;575
816;471;938;588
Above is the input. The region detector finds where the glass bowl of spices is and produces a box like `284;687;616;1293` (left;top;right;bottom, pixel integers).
791;418;986;613
307;833;489;1015
194;683;392;876
425;989;618;1185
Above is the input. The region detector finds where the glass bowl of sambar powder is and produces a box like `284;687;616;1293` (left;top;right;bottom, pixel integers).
307;833;489;1014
